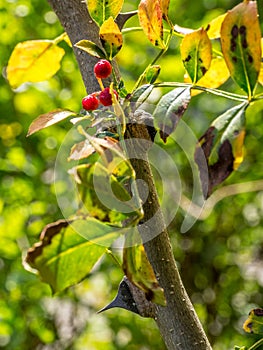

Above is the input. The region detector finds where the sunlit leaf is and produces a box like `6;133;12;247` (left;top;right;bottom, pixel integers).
86;0;124;26
69;137;118;161
206;13;226;39
123;230;166;306
99;17;123;60
153;87;191;142
160;0;170;19
7;40;65;89
243;308;263;334
188;56;230;95
195;102;248;197
180;28;212;83
138;0;165;49
221;1;262;97
27;109;77;136
75;39;106;58
26;218;120;292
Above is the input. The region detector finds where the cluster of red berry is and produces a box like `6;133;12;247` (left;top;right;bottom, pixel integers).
82;59;118;111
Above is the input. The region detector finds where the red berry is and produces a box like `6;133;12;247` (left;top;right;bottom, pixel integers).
82;94;99;111
94;59;112;79
99;87;118;106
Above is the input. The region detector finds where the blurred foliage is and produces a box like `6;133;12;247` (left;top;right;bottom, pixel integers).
1;0;263;349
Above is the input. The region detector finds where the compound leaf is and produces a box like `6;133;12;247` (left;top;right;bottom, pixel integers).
221;1;261;98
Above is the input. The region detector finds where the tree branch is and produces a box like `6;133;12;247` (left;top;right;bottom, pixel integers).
46;1;212;349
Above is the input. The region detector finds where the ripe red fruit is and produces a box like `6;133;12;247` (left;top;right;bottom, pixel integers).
94;59;112;79
99;87;118;106
82;94;99;111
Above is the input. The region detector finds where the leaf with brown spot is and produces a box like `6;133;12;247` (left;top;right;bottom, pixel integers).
87;0;124;27
99;17;123;60
185;56;230;95
195;102;248;197
243;308;263;334
206;13;226;39
153;87;191;142
221;1;262;98
180;28;212;84
27;109;77;136
138;0;165;49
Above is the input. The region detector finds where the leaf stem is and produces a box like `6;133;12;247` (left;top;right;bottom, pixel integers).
155;82;248;101
248;338;263;350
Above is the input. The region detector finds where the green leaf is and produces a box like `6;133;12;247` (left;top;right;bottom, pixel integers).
243;308;263;334
27;109;77;136
99;17;123;60
145;65;161;84
153;87;191;142
75;39;106;58
26;218;120;293
195;102;248;197
7;40;65;89
180;28;212;84
138;0;165;49
87;0;124;27
130;84;154;104
123;230;166;306
70;159;141;224
220;1;262;98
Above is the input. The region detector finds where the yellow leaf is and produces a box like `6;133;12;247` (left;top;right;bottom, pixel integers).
206;13;226;39
7;40;65;89
180;28;212;84
87;0;124;26
233;129;245;170
187;56;230;95
259;39;263;85
99;17;123;60
221;1;262;98
138;0;165;49
160;0;170;18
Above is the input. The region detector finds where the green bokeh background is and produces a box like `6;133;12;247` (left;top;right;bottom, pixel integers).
1;0;263;349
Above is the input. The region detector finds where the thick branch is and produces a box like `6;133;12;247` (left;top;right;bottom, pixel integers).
46;1;212;349
47;0;100;93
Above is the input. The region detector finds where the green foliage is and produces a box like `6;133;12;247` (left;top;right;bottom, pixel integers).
2;0;263;349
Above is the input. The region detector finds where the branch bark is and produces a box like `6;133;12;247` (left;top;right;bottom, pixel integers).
46;1;212;349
